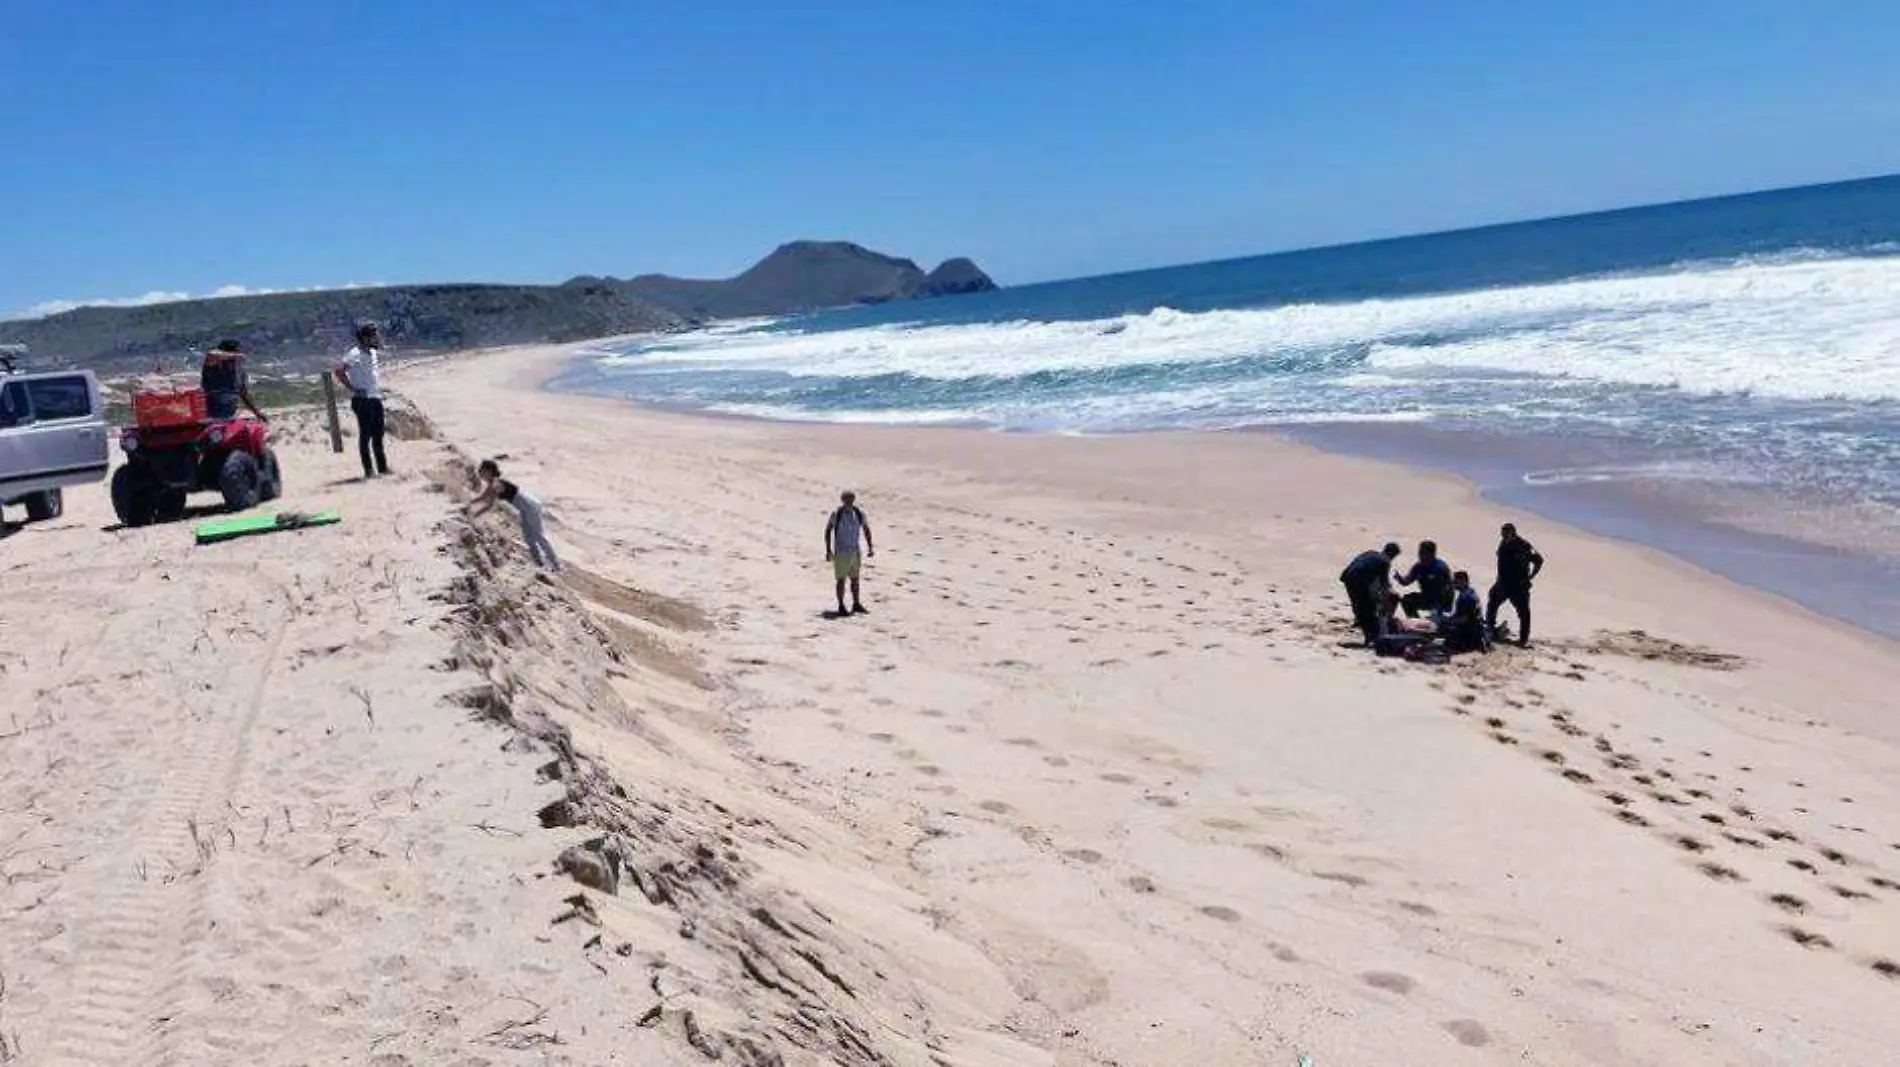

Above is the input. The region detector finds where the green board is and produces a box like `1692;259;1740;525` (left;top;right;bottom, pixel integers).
194;509;342;545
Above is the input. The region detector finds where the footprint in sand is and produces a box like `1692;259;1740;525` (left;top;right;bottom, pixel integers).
1100;772;1137;785
1202;817;1250;832
1199;905;1242;923
1362;971;1417;995
1003;737;1040;748
1063;848;1104;864
916;765;943;777
1442;1020;1492;1047
1126;876;1158;894
1142;794;1180;808
1314;871;1370;888
1270;943;1301;963
1396;901;1438;917
1698;862;1744;882
1042;755;1070;767
1781;926;1834;950
868;732;896;743
978;800;1014;815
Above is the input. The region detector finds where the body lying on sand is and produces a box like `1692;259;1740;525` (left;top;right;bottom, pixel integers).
1341;523;1546;658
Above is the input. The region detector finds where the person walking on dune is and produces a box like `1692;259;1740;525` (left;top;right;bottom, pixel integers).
1340;542;1401;646
1486;522;1545;646
333;321;390;479
467;459;561;572
825;490;875;616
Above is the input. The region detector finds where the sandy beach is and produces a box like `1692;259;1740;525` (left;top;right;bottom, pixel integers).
3;341;1897;1066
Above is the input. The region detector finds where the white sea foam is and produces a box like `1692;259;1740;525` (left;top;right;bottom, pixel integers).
705;403;986;426
600;254;1900;403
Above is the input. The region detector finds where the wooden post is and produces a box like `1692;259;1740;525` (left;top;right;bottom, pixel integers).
321;372;344;453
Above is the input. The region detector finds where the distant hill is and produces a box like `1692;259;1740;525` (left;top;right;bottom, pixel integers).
2;240;996;375
0;283;685;376
570;241;997;319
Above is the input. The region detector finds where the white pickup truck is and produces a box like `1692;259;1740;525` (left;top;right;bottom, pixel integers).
0;345;111;524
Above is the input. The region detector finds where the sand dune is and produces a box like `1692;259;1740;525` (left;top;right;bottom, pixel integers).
2;343;1896;1065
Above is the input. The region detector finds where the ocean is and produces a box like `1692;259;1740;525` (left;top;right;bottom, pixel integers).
555;176;1900;636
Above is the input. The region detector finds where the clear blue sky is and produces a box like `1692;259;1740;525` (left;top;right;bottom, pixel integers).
4;0;1897;317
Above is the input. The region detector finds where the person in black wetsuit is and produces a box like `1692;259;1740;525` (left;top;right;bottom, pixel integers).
1444;571;1488;654
1395;539;1453;618
1339;542;1402;646
200;339;267;421
1486;522;1545;646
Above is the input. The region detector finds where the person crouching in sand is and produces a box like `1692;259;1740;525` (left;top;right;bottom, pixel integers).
825;490;874;615
467;459;562;572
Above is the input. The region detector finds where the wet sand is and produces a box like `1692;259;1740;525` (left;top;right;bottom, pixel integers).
1286;420;1900;641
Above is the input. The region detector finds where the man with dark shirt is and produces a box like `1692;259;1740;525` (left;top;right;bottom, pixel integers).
1444;570;1488;654
200;339;266;421
1395;539;1453;618
1486;522;1545;646
1339;542;1402;646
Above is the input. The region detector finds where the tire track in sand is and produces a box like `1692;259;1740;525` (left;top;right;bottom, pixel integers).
45;603;292;1067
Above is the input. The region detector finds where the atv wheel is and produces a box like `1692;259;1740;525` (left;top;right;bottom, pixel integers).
219;451;262;512
259;448;283;502
156;489;188;522
23;489;62;522
111;466;158;527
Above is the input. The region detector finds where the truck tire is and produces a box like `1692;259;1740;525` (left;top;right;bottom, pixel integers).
219;451;262;512
24;489;62;522
259;448;283;502
111;466;158;527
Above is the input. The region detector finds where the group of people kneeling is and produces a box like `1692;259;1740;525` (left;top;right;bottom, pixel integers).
1339;523;1545;660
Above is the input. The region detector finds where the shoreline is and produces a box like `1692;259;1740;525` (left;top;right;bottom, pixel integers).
539;339;1899;650
8;343;1896;1064
400;343;1900;1064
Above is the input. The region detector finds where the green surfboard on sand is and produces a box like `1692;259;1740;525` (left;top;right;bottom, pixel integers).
194;509;342;545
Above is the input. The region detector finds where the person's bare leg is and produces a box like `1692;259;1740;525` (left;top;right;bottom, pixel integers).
835;577;848;614
850;575;865;613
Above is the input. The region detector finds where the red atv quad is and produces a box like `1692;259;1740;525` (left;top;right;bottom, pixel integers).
110;387;282;527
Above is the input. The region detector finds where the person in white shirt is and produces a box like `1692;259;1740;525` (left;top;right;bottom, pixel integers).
332;321;390;478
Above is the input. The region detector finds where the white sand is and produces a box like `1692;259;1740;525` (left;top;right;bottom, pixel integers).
3;341;1896;1066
